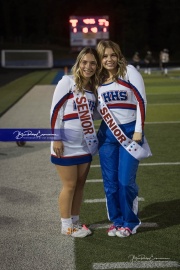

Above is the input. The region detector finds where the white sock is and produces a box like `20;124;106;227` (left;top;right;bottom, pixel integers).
71;215;79;224
61;218;72;229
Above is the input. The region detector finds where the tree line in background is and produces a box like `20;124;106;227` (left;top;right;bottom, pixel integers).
0;0;180;60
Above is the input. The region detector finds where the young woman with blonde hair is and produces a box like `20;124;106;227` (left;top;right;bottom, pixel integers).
96;40;151;237
50;47;100;237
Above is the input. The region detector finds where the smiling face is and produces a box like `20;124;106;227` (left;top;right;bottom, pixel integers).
102;48;118;74
79;53;97;80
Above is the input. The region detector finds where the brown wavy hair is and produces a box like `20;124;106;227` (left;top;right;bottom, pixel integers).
96;40;127;84
71;47;100;95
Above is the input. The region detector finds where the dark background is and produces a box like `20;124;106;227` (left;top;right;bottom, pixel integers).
0;0;180;63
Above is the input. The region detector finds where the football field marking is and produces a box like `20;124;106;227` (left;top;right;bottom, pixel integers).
86;179;102;182
92;261;180;269
140;162;180;166
84;197;144;203
89;222;158;230
145;121;180;124
148;103;180;106
94;121;180;128
91;162;180;168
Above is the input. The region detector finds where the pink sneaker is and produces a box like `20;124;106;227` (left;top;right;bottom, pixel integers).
116;227;135;238
71;223;92;238
107;225;122;236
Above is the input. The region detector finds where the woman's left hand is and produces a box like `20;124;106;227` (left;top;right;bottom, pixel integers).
132;132;142;143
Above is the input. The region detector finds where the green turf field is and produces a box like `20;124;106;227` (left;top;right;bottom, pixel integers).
77;70;180;270
0;68;180;269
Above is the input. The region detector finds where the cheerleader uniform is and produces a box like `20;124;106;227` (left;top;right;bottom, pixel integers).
50;75;96;166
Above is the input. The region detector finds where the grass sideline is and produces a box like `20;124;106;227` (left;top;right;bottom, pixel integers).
0;69;58;117
0;69;180;270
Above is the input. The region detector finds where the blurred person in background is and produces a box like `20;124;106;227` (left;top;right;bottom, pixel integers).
144;51;153;75
132;51;141;71
159;49;170;76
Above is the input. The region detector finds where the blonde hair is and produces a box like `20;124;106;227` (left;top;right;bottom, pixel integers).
71;47;100;95
96;40;127;83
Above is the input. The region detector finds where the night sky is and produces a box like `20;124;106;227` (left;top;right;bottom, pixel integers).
0;0;180;60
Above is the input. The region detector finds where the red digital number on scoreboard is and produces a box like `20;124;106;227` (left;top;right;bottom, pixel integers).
69;16;109;34
69;16;109;47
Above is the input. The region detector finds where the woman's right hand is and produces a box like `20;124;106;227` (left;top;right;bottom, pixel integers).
53;141;64;158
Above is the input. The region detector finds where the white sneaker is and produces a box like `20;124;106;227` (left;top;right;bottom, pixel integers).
107;225;117;236
61;226;73;236
107;225;123;236
71;223;92;238
116;227;136;238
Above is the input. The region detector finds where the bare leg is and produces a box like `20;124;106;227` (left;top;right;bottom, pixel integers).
55;165;78;218
55;163;92;237
71;162;91;215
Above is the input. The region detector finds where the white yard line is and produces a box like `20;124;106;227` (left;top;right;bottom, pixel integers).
84;197;144;203
145;121;180;124
89;222;158;230
86;179;103;183
148;103;180;106
140;162;180;166
92;261;180;269
91;162;180;168
94;121;180;129
146;92;180;95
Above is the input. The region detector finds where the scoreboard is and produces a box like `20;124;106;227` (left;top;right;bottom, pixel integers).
69;16;109;48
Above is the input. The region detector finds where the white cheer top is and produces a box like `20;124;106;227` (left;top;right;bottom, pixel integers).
97;65;147;133
50;75;96;132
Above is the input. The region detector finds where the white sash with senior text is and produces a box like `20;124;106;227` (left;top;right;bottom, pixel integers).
74;91;98;156
98;95;152;161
